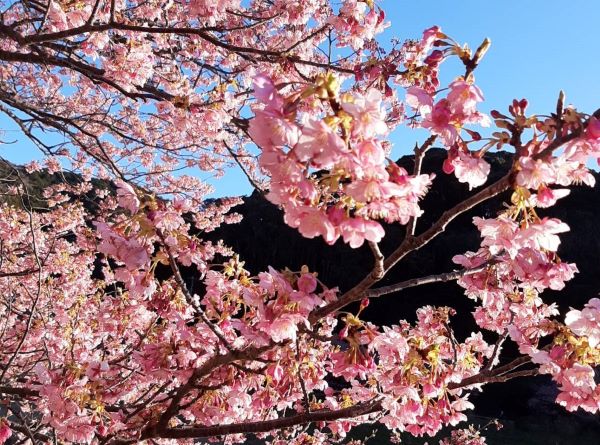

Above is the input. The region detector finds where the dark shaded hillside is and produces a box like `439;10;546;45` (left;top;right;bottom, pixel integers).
207;148;600;321
0;159;115;213
206;148;600;443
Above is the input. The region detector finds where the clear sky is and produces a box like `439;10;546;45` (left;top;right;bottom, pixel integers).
1;1;599;197
383;0;600;115
380;0;600;167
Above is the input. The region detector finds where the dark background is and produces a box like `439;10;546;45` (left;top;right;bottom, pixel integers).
205;149;600;444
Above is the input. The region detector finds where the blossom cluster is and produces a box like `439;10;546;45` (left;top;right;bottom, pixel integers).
249;73;433;248
529;299;600;413
202;269;494;438
370;308;492;436
438;426;488;445
452;120;600;413
406;79;491;189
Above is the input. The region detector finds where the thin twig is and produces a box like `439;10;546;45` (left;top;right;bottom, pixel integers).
156;229;233;352
367;263;490;299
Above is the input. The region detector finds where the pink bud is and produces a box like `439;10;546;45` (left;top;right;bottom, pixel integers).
586;117;600;140
297;273;317;294
339;326;349;340
442;157;455;174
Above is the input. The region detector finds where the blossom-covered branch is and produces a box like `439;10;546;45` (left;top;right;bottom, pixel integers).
1;1;600;444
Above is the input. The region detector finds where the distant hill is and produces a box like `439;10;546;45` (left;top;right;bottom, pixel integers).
0;159;115;213
206;148;600;318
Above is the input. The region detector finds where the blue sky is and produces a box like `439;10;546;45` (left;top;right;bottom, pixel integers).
383;0;600;115
379;0;600;171
1;1;599;197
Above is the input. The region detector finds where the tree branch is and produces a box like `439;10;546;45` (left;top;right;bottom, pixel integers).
113;398;381;443
367;241;384;280
407;135;436;236
366;263;491;299
156;229;233;352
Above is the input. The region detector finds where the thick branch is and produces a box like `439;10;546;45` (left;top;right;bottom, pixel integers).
7;422;50;443
0;385;39;397
367;241;384;280
449;355;533;390
0;267;40;278
122;398;381;443
149;342;281;436
450;368;539;389
0;21;352;74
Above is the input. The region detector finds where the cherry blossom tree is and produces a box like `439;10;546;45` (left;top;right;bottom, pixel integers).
0;1;599;444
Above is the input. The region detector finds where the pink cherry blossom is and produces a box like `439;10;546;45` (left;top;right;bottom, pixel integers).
516;157;557;189
288;207;338;244
116;180;140;214
447;79;485;118
515;218;570;252
262;313;307;342
297;273;318;294
95;221;151;270
534;186;570;208
339;217;385;248
355;140;386;166
250;108;301;149
473;215;519;256
565;298;600;347
345;178;403;202
253;73;282;106
0;420;12;445
342;89;388;139
585;116;600;140
422;99;458;145
406;86;433;114
451;151;491;189
294;119;347;168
